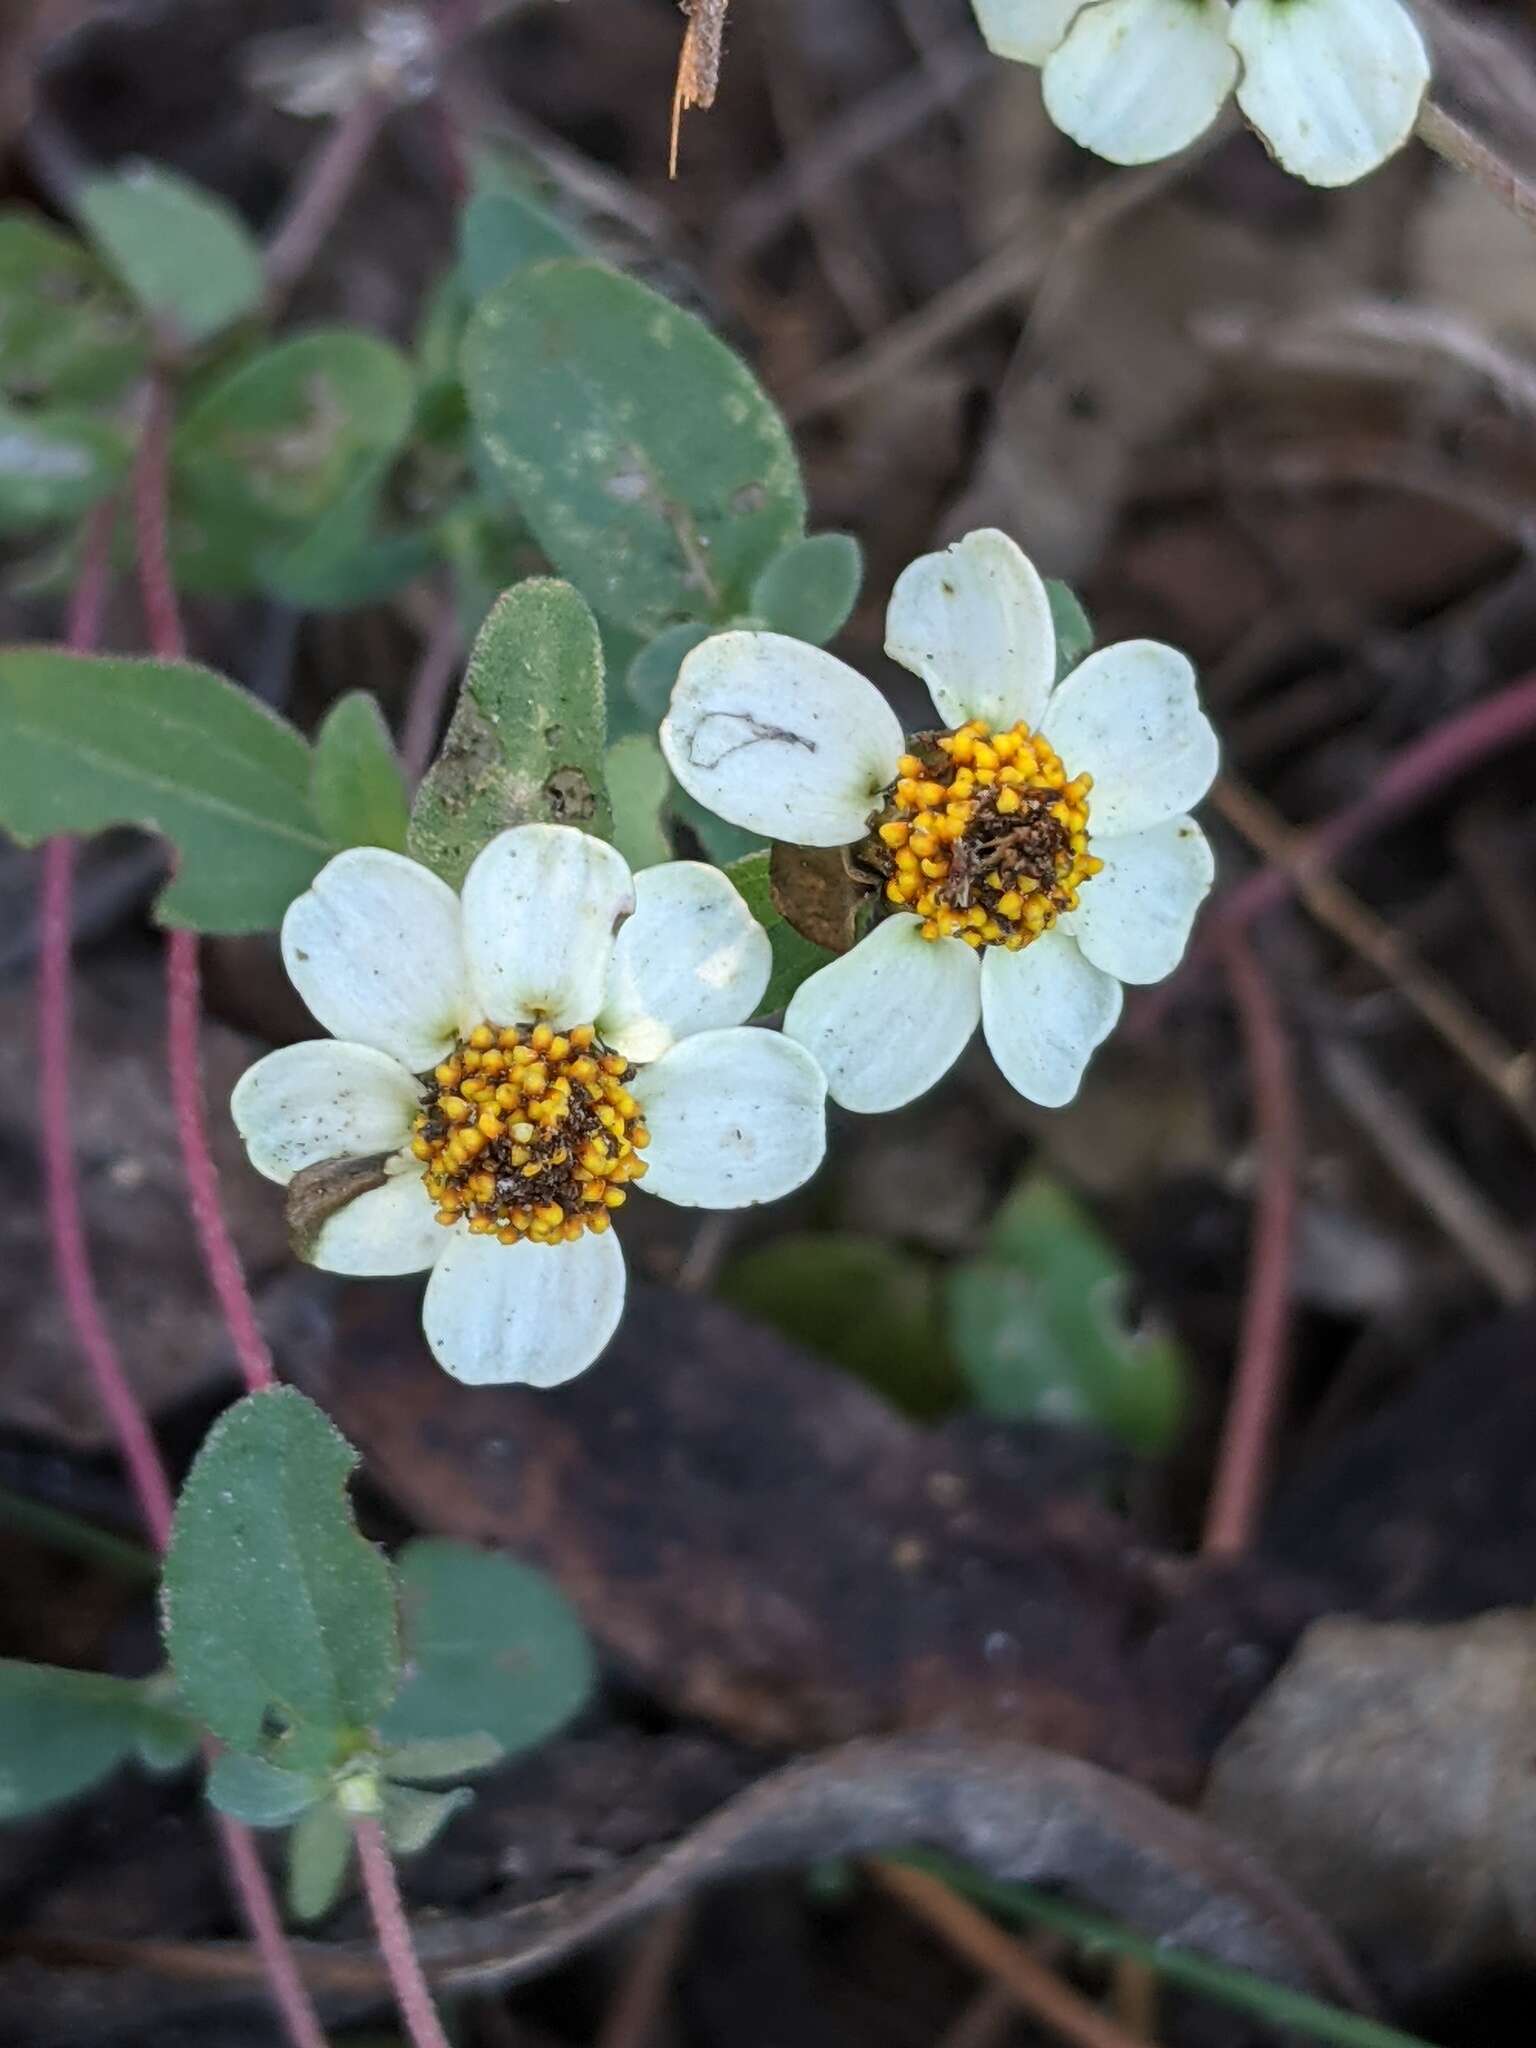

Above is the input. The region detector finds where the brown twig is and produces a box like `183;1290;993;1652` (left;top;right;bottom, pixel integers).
595;1905;690;2048
1203;930;1301;1559
870;1863;1152;2048
1415;100;1536;236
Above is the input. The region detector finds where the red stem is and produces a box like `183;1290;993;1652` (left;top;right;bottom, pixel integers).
1202;929;1301;1557
212;1811;332;2048
353;1818;454;2048
132;379;275;1395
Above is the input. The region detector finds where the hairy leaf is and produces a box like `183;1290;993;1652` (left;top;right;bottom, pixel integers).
78;162;264;346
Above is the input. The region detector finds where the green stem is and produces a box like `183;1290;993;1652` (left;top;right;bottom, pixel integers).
0;1481;159;1584
904;1856;1441;2048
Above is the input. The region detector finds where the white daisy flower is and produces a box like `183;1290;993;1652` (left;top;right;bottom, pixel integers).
972;0;1430;187
660;529;1217;1115
232;825;827;1388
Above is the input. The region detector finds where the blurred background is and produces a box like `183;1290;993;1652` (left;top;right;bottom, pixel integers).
3;2;1536;2044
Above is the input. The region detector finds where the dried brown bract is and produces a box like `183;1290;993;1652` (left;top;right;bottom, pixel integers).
670;0;729;177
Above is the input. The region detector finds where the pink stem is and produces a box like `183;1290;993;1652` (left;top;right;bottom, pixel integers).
213;1810;333;2048
265;90;394;302
1202;930;1301;1557
400;589;464;784
132;379;275;1396
353;1818;454;2048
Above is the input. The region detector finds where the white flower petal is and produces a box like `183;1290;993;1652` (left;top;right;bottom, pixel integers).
461;824;634;1031
598;862;771;1063
661;632;905;848
783;914;980;1114
281;848;468;1072
1042;639;1218;836
885;528;1057;733
309;1169;448;1277
632;1028;827;1209
421;1225;626;1388
972;0;1085;64
1231;0;1429;188
1065;816;1214;985
1044;0;1237;165
231;1040;420;1187
981;929;1123;1107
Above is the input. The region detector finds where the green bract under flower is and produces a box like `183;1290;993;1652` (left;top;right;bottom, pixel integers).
972;0;1431;188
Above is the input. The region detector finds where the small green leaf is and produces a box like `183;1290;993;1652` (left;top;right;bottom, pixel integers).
0;648;330;933
625;622;713;725
0;208;147;405
718;1234;961;1421
259;477;433;612
464;260;805;634
606;734;671;872
162;1389;401;1761
78;163;264;347
173;330;415;543
750;533;862;646
407;577;611;886
460;178;587;300
288;1800;354;1922
0;404;128;532
947;1174;1188;1455
384;1732;504;1783
207;1753;325;1827
1046;579;1094;679
383;1781;473;1857
378;1539;594;1760
311;692;409;853
724;850;833;1015
0;1661;181;1820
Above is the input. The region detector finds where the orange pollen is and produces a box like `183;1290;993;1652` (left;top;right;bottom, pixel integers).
411;1021;649;1247
867;718;1102;951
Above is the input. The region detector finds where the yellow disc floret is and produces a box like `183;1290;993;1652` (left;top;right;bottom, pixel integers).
868;719;1102;950
411;1022;649;1247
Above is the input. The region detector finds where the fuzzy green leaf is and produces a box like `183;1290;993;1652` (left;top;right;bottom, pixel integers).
407;577;611;886
0;1661;194;1820
162;1389;400;1761
725;850;833;1015
0;648;329;933
287;1800;354;1922
377;1539;594;1760
460;179;587;300
383;1781;473;1857
311;692;410;853
750;533;862;646
0;208;147;405
78;163;264;346
206;1753;325;1827
464;260;805;634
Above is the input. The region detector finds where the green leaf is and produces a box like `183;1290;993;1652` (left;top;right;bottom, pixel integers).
407;577;611;887
0;648;330;934
383;1732;504;1783
78;163;264;347
173;330;415;543
750;533;862;646
724;850;833;1015
0;208;148;405
718;1234;961;1421
206;1753;325;1827
162;1388;400;1761
287;1800;354;1922
1046;579;1094;679
259;477;433;612
383;1781;473;1857
460;179;588;300
0;1661;189;1820
0;404;128;532
311;692;409;853
605;733;671;872
946;1174;1188;1454
464;259;805;634
625;621;712;725
377;1539;594;1760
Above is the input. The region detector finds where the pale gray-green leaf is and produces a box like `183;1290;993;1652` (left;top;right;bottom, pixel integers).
1047;579;1094;679
287;1800;354;1922
0;648;329;934
464;260;805;634
0;1661;172;1820
383;1781;473;1857
407;577;611;887
206;1752;325;1827
162;1388;400;1759
311;692;409;853
78;162;264;346
384;1732;504;1783
626;622;712;725
750;533;862;646
0;404;127;531
606;733;671;872
0;207;147;405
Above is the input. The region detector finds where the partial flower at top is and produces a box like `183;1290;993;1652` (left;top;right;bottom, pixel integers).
232;825;827;1389
971;0;1430;187
661;530;1217;1115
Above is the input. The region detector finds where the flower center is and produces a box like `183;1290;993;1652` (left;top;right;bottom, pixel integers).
411;1022;649;1247
868;719;1102;949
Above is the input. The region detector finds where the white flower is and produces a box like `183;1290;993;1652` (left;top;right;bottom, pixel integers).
660;529;1217;1115
972;0;1430;187
233;825;827;1389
